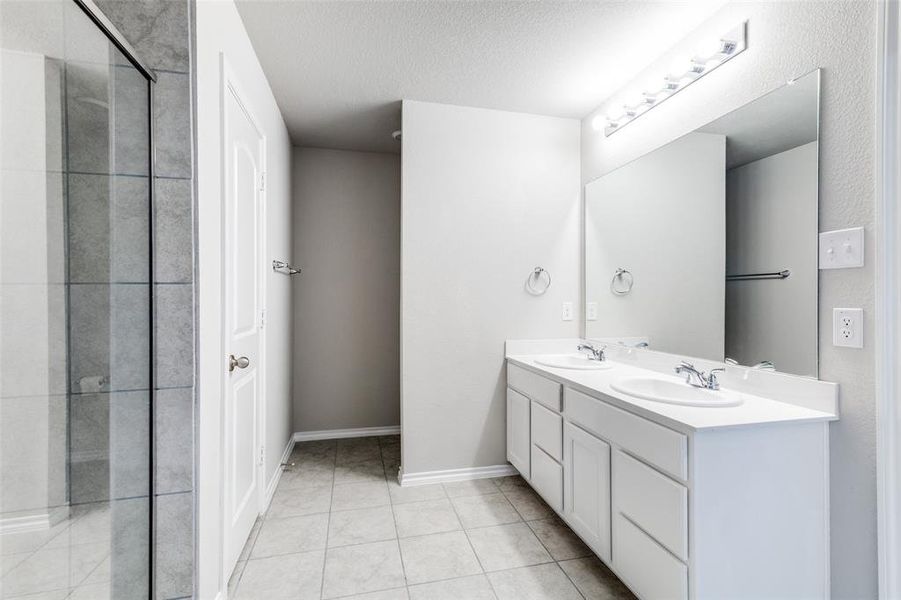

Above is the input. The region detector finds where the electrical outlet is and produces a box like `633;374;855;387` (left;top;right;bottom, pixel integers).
562;302;574;321
833;308;863;348
586;302;598;321
820;227;865;269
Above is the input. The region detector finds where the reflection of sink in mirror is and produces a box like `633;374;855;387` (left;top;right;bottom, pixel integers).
611;376;743;407
534;354;614;370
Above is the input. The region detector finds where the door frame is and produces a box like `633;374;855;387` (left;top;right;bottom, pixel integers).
877;2;901;598
217;53;268;592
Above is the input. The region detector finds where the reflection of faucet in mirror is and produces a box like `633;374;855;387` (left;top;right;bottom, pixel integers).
619;341;649;349
577;343;607;361
674;361;724;390
725;358;776;371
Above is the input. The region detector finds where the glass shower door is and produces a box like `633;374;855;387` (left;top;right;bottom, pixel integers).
0;1;152;597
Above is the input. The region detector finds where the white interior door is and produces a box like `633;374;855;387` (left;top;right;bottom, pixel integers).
222;66;265;575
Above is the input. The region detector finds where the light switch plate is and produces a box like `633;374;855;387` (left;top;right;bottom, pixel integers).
819;227;864;269
833;308;863;348
586;302;598;321
562;302;573;321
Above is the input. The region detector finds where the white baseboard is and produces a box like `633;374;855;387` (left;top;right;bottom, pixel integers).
262;436;296;512
399;464;517;487
0;505;68;535
293;425;400;442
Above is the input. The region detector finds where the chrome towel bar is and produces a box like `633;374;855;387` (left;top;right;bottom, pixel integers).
272;260;301;275
726;269;790;281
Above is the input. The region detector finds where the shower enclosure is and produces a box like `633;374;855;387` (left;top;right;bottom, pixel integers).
1;0;154;597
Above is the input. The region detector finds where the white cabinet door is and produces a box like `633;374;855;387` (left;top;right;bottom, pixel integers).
563;422;611;562
507;387;531;479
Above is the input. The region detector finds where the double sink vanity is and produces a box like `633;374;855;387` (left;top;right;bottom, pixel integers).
504;69;841;599
505;340;838;600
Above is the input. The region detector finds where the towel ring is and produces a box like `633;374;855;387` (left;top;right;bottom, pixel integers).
526;267;551;295
611;267;633;296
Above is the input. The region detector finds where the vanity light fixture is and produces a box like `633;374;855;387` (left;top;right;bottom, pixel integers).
595;21;747;137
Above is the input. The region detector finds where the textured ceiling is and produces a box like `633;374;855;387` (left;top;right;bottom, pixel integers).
235;1;724;153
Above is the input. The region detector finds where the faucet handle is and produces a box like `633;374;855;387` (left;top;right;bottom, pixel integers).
707;367;726;390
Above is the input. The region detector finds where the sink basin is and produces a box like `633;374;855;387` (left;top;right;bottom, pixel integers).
610;376;743;407
534;354;614;371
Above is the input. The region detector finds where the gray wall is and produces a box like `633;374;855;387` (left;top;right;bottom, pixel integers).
581;3;878;596
292;147;400;433
725;142;819;376
95;2;196;598
400;100;581;476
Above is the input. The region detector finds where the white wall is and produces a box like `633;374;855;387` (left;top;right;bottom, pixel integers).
0;50;67;521
585;132;725;360
581;3;877;596
292;148;400;433
400;100;581;476
725;142;818;376
196;1;293;596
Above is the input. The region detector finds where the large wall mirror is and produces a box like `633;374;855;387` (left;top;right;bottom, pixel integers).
585;70;820;378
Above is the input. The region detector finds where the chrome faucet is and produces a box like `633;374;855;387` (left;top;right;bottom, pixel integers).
577;343;607;361
673;361;725;391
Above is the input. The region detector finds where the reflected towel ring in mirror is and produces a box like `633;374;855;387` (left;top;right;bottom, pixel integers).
526;267;552;295
611;267;634;295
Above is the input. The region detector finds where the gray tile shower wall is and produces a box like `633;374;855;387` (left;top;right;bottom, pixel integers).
92;1;197;598
69;390;150;503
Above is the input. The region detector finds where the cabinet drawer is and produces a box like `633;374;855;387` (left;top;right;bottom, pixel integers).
508;363;562;412
614;450;688;560
530;445;562;512
565;387;687;480
614;514;687;600
531;401;563;461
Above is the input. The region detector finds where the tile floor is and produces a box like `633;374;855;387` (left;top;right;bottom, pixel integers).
0;502;118;599
229;435;635;600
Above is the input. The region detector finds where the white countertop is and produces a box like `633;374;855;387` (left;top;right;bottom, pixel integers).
506;353;838;434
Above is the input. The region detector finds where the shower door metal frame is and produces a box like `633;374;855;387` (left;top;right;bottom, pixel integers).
69;1;158;597
71;0;157;82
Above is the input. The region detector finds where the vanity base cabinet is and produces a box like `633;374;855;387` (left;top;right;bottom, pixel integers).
506;387;530;479
506;361;830;600
562;422;611;563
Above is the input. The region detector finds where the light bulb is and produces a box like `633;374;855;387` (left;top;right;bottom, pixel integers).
669;55;692;78
625;93;646;109
643;75;664;95
698;37;724;59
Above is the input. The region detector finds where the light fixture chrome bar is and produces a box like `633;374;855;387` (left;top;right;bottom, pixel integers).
71;0;157;82
597;21;747;137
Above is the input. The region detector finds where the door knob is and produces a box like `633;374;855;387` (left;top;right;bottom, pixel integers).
228;354;250;372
